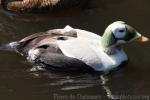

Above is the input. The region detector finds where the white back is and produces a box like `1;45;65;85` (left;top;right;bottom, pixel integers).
57;26;128;71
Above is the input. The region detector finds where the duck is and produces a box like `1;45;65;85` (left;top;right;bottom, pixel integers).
1;0;89;13
4;21;149;73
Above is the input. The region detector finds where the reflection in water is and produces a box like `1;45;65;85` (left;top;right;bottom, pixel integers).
30;71;115;99
31;72;102;90
102;85;114;99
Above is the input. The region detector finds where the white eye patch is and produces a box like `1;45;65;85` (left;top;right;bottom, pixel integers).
111;22;126;39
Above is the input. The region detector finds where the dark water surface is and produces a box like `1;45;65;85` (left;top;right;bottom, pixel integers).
0;0;150;100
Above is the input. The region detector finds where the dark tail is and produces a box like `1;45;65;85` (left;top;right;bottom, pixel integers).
0;42;18;52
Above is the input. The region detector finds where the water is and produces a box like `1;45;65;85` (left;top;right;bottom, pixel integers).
0;0;150;100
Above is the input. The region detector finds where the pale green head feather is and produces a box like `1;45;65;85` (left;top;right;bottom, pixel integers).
101;21;140;48
101;26;117;48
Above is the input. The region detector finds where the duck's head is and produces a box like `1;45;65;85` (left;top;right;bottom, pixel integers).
101;21;149;49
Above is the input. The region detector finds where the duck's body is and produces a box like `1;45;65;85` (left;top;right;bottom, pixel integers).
1;0;88;13
55;27;128;72
5;21;148;73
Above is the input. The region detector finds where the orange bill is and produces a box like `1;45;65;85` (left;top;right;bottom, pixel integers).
137;35;149;42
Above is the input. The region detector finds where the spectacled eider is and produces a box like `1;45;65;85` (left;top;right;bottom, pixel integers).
3;21;149;73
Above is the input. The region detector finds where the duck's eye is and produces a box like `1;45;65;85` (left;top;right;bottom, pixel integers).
119;29;125;32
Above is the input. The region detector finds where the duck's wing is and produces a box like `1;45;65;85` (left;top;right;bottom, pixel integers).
57;36;103;71
26;27;103;72
26;35;94;72
12;26;77;55
35;52;94;72
20;28;77;43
